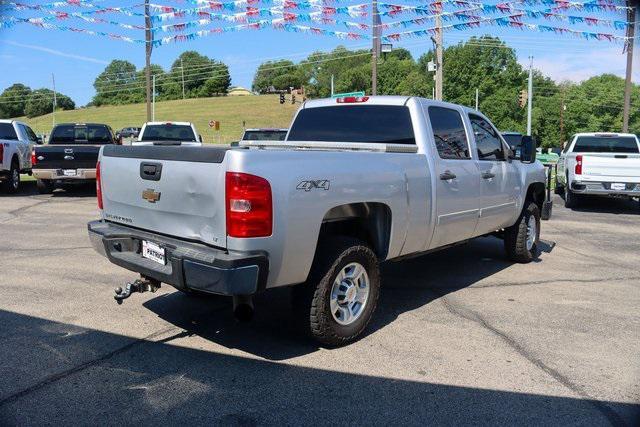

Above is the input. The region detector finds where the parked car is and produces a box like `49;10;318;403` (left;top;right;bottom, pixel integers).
537;148;560;165
133;122;202;146
0;119;41;193
556;132;640;208
32;123;118;194
241;128;288;141
119;127;141;138
88;96;548;346
501;131;524;158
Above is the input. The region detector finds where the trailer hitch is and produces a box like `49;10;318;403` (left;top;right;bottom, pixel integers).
114;277;161;305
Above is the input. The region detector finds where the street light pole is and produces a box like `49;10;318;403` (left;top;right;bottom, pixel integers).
152;74;156;122
51;73;57;127
180;58;186;100
371;0;379;95
527;56;533;136
434;14;443;101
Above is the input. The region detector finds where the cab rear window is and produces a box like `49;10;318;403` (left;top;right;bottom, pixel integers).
50;125;113;144
287;105;415;145
573;136;639;153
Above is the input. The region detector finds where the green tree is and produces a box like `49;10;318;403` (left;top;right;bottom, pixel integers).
0;83;32;118
252;60;301;93
24;88;75;117
164;51;230;99
92;60;142;106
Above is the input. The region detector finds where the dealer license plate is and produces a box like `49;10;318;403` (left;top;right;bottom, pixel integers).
63;169;77;177
142;240;165;265
611;183;626;191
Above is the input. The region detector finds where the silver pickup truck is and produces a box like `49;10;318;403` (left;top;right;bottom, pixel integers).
88;96;548;346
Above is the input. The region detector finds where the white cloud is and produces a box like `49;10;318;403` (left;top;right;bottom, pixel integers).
1;40;109;65
518;46;639;84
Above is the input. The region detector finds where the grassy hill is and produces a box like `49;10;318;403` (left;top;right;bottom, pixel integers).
21;95;298;144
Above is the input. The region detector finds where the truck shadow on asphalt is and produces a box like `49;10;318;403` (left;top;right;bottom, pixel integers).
0;308;636;425
561;195;639;215
0;181;97;198
142;237;553;361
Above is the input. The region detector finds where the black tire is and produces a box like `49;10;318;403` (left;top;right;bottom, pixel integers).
36;179;54;194
554;182;564;195
293;237;380;347
2;160;20;194
564;187;579;209
504;202;540;263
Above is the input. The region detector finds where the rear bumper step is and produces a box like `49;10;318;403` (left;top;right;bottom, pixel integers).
33;168;96;180
88;220;268;296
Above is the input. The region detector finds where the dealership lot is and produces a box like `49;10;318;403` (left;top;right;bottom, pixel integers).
0;184;638;425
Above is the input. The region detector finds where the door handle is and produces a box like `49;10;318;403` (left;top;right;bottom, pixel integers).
439;171;457;181
482;172;496;179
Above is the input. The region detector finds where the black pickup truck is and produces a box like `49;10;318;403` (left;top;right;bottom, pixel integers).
32;123;118;193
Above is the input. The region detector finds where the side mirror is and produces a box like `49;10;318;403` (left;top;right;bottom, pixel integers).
520;136;537;163
36;137;43;145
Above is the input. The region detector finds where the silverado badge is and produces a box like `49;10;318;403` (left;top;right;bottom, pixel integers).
142;189;161;203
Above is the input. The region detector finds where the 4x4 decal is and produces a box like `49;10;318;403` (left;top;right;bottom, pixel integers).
297;180;330;191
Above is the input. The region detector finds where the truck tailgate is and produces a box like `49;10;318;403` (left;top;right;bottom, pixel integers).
100;145;229;248
583;154;640;180
34;145;102;169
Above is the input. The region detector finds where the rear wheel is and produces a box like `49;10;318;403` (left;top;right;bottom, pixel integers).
36;179;54;194
293;237;380;347
564;187;579;209
2;160;20;194
504;201;540;263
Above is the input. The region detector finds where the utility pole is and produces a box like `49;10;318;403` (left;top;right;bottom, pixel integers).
559;87;565;147
371;0;380;95
51;73;57;127
331;74;334;97
145;0;153;122
180;58;186;100
434;14;443;101
475;88;479;110
527;56;533;136
152;74;156;121
622;1;635;133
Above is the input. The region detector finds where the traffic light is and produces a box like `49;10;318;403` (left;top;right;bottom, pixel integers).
279;93;285;104
518;90;528;108
291;93;296;104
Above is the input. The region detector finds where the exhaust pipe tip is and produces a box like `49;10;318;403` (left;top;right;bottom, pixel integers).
233;295;254;322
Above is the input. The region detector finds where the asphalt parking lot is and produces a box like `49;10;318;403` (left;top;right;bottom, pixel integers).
0;183;638;426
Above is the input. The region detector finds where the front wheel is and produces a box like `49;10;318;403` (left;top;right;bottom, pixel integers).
293;237;380;347
504;202;540;263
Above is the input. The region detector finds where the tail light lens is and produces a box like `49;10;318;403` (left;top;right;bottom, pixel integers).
575;155;583;175
0;144;4;163
96;161;103;210
31;149;37;166
225;172;272;238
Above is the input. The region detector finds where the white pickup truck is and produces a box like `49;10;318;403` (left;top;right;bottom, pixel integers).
133;122;202;146
0;119;40;193
88;96;548;346
557;133;640;208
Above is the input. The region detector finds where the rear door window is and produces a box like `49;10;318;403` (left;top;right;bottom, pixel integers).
427;106;470;159
572;136;639;153
287;105;415;144
0;123;18;140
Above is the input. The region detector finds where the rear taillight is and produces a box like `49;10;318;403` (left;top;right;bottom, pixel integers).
31;149;37;166
225;172;272;238
96;161;103;210
0;144;4;163
575;155;583;175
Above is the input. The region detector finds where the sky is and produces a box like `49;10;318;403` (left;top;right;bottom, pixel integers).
0;0;637;107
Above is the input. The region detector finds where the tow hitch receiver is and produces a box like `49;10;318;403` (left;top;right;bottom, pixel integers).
114;277;161;304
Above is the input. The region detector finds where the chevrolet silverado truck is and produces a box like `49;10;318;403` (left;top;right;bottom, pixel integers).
32;123;118;194
88;96;548;346
0;119;40;193
556;133;640;208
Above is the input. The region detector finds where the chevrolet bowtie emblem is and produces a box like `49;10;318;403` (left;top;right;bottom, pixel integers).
142;189;161;203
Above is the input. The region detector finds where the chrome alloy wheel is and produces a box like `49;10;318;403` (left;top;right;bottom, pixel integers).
526;215;537;251
330;262;370;326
